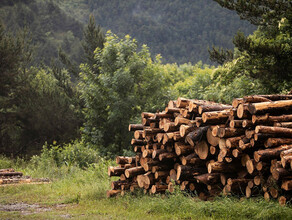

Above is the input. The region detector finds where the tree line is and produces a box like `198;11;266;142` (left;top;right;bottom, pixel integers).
0;1;291;158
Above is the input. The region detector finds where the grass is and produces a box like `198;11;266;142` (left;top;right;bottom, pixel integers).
0;155;292;219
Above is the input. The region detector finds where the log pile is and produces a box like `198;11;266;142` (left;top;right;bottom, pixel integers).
0;168;49;186
107;95;292;205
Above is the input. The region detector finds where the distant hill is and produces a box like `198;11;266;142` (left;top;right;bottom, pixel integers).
0;0;84;65
56;0;256;64
0;0;256;65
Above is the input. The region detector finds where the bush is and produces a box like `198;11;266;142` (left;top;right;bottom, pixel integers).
30;140;99;170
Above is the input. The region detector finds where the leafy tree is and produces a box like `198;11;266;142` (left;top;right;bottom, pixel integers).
211;0;292;93
80;32;170;156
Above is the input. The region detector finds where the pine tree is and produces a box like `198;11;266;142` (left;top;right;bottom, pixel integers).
82;14;105;73
211;0;292;92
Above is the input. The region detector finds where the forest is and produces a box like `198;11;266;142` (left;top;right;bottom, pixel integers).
0;0;292;218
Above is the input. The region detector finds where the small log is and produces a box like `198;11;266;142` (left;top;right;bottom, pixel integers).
230;120;244;128
174;143;194;156
232;98;243;108
180;125;196;137
226;136;245;149
125;166;145;178
131;139;147;146
151;184;168;194
129;124;144;131
248;100;292;115
108;167;125;177
243;95;271;103
255;126;292;137
274;122;292;128
158;152;177;161
208;161;241;173
174;117;190;126
217;128;245;138
116;156;135;164
281;180;292;191
265;138;292;148
186;127;208;146
195;140;209;160
195;173;221;185
198;104;231;114
107;190;121;198
237;104;251;119
254;145;292;162
207;127;220;146
202;110;230;124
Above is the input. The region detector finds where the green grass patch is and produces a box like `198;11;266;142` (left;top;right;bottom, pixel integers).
0;155;291;219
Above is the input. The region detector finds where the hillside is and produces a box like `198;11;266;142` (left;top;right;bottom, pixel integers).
56;0;256;64
0;0;255;65
0;0;84;65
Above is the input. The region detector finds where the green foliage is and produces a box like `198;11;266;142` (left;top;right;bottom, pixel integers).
0;0;84;65
30;141;99;171
212;1;292;93
56;0;255;64
80;32;170;156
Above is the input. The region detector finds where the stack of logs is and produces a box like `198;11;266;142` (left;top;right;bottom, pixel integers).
107;95;292;205
0;168;49;185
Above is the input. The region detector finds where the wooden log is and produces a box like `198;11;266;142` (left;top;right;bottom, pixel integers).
272;167;291;181
245;130;255;139
253;94;292;101
281;155;292;168
274;122;292;128
208;161;241;173
165;107;181;114
232;98;243;108
226;136;245;149
254;145;292;162
131;139;147;146
174;142;194;156
269;187;278;199
281;180;292;191
129;124;144;131
116;156;135;164
195;173;221;185
186;127;208;147
163;122;179;132
237;104;251;119
269;114;292;122
242;120;253;128
210;146;219;155
141;112;155;119
251;114;270;124
207;127;220;146
246;159;256;174
230;120;244;128
143;128;164;138
202;110;230;124
217;128;245;138
195;140;209;160
158;152;177;161
125;166;145;178
108;167;125;177
198;104;231;114
154;170;169;179
0;168;15;173
179;125;196;137
243;95;271;103
174;117;190;126
176;165;206;180
248;100;292;115
155;112;174;119
265;138;292;148
255;126;292;137
107;190;121;198
151;184;168;194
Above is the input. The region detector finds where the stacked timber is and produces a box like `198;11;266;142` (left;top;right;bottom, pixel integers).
0;168;49;185
107;95;292;205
